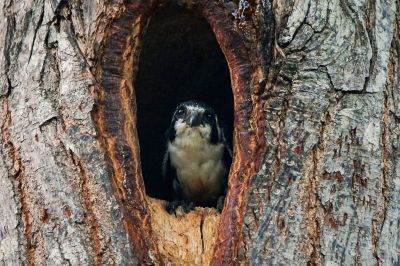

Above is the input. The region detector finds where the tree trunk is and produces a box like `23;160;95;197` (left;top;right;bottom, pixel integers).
0;0;398;265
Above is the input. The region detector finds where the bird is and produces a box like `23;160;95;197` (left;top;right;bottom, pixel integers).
162;100;232;215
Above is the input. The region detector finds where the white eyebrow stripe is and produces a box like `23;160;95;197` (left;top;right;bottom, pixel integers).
186;105;205;113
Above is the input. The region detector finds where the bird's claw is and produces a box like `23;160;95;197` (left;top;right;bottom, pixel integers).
166;200;195;216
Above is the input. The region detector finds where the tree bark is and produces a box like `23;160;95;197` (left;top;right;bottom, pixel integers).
0;0;398;265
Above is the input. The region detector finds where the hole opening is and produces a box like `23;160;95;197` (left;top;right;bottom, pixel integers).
99;0;259;262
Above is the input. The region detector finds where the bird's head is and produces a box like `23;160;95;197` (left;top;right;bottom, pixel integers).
167;100;222;143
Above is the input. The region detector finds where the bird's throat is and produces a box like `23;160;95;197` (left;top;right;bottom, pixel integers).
175;127;209;148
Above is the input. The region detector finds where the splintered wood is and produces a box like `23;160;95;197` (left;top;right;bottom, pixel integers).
147;197;220;265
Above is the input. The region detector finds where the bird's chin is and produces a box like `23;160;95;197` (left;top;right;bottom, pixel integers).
175;123;211;140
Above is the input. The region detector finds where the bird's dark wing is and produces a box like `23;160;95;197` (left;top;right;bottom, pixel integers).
162;147;182;202
161;147;170;181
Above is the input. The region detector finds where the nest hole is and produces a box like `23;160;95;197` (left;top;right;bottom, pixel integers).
135;2;234;202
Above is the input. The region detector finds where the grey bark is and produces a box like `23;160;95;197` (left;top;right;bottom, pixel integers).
0;0;399;265
244;0;399;265
0;1;133;265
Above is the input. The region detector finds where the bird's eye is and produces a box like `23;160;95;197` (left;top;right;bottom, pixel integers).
176;107;185;116
204;112;213;122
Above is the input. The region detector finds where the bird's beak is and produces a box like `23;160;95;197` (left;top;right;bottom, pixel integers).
187;113;202;127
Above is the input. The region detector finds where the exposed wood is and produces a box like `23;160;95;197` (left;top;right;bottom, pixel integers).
147;197;220;265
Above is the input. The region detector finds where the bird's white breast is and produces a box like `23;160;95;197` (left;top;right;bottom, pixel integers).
168;126;226;203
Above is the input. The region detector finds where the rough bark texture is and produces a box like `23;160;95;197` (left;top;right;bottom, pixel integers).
243;0;399;265
0;0;398;265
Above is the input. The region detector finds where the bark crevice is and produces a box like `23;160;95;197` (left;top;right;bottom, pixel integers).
69;149;105;264
27;2;44;64
1;96;30;263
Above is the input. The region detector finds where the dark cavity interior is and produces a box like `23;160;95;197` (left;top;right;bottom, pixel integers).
135;3;233;201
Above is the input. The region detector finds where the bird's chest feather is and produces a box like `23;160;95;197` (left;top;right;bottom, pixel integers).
168;131;226;199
